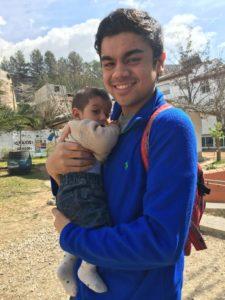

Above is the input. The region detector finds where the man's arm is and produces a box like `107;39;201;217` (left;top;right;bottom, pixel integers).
46;141;95;185
57;109;197;270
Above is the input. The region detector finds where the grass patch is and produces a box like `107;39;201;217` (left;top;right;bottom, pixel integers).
0;160;49;204
205;208;225;218
32;157;47;165
214;159;225;165
205;160;225;170
0;161;7;168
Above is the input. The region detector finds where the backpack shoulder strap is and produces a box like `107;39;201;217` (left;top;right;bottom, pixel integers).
141;103;173;170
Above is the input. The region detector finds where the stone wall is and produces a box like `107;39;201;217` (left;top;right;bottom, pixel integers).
0;69;17;110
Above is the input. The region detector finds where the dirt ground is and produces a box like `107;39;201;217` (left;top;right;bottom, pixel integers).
1;157;225;299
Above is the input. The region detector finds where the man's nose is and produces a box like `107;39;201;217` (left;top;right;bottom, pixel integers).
112;62;130;80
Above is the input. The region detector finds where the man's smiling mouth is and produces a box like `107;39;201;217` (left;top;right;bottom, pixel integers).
113;82;136;91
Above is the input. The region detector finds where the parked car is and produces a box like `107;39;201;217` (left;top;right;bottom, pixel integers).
7;151;32;175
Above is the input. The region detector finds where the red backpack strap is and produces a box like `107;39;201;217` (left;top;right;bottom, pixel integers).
141;103;173;170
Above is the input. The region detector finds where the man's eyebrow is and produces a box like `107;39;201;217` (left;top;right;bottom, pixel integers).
101;49;144;62
100;55;113;62
124;49;144;58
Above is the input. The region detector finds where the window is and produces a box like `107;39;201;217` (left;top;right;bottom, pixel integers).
220;137;225;148
202;136;214;148
54;85;60;92
201;81;210;93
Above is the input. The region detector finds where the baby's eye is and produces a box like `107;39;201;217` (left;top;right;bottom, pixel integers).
92;110;100;115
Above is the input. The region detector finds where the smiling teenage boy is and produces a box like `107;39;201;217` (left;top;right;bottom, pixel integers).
47;8;197;300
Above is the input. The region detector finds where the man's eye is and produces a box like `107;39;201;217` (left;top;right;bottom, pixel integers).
102;62;114;69
127;57;141;64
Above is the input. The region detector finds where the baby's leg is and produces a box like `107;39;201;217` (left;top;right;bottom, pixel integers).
57;252;77;296
78;260;107;293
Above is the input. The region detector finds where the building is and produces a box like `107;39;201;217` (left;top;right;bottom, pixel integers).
34;83;70;113
157;59;225;153
0;69;17;110
34;83;73;127
202;115;225;150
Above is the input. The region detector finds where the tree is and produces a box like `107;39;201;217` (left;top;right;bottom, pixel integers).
0;57;11;73
9;50;29;76
209;122;225;161
68;51;83;74
44;50;57;81
0;103;41;131
203;59;225;131
168;30;210;107
163;28;225;133
30;49;45;86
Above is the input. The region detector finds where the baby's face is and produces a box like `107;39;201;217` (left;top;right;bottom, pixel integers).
80;96;111;125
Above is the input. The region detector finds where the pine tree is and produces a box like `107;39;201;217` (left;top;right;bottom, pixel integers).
30;49;44;85
44;50;57;81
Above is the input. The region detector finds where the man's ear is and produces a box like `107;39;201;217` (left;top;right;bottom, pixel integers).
156;52;166;77
72;107;82;119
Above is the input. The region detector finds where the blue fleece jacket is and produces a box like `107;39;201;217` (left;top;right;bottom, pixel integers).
59;88;197;300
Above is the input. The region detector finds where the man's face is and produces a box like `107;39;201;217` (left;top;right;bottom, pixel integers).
100;32;165;115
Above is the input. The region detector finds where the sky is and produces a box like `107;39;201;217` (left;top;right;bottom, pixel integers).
0;0;224;63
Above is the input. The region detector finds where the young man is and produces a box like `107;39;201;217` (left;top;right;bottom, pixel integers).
47;8;197;300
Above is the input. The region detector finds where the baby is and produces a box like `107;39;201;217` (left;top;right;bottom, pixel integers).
56;87;120;297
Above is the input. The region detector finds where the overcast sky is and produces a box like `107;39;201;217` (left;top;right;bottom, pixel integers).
0;0;224;62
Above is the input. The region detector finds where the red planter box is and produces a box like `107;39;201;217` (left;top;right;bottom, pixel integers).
204;170;225;203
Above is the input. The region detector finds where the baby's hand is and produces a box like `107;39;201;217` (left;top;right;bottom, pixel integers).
58;123;71;142
109;120;119;126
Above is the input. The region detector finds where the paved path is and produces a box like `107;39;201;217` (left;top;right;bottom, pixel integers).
201;202;225;239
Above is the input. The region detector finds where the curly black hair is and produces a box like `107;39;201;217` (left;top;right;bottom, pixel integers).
95;8;164;64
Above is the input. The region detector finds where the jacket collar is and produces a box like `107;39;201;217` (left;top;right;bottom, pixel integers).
111;88;166;131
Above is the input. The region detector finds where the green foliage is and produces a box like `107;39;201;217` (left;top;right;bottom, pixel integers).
30;49;45;87
209;122;225;140
206;159;225;170
1;49;103;128
9;50;29;76
209;122;225;161
0;103;41;132
0;80;5;96
44;50;57;81
1;49;103;89
0;147;10;160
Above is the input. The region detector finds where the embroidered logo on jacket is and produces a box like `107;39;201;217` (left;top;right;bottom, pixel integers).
124;161;129;170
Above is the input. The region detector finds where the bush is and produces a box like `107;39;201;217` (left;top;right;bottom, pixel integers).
0;147;10;160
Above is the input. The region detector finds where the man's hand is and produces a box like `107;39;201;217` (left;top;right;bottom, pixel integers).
46;141;95;184
52;208;70;233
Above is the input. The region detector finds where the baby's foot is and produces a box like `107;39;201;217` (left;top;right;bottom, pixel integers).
57;253;77;296
78;261;107;293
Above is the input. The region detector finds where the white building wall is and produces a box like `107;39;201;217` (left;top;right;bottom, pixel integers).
202;115;217;135
0;129;59;159
187;111;202;154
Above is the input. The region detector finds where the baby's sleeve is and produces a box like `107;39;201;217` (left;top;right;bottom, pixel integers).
68;120;120;161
